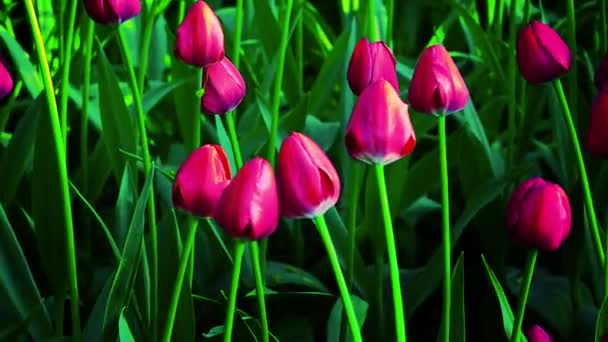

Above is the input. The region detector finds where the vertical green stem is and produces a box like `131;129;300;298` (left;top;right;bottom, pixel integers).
232;0;244;69
58;0;78;149
162;218;199;342
510;249;538;342
506;0;518;168
565;0;579;126
553;80;605;269
367;0;379;40
224;113;243;168
494;0;504;36
117;27;159;341
346;164;362;290
374;250;386;341
23;0;80;339
250;242;269;342
138;3;158;92
437;115;451;342
385;0;394;47
177;0;187;26
313;215;363;342
296;0;304;95
373;164;406;342
266;0;294;166
602;0;607;53
224;241;246;342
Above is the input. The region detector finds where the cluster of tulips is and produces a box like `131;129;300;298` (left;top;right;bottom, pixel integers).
2;0;608;341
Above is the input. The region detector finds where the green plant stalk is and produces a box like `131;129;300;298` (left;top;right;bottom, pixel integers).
374;249;386;341
494;0;504;36
506;0;518;168
161;217;199;342
23;0;80;339
137;1;158;91
385;0;394;47
224;241;246;342
232;0;244;69
553;80;605;269
81;20;96;260
177;0;186;25
438;115;450;342
266;0;294;167
250;242;269;342
296;0;304;95
225;113;243;168
313;215;363;342
58;0;78;150
117;27;160;341
374;164;406;342
510;249;538;342
565;0;579;126
602;0;608;53
346;164;362;290
367;0;379;40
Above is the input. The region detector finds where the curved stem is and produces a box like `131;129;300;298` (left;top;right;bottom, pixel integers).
117;26;159;341
250;242;269;342
58;0;78;149
438;116;451;342
224;241;246;342
313;215;362;342
373;164;406;342
162;217;199;342
266;0;294;167
23;0;80;339
510;249;538;342
552;80;605;269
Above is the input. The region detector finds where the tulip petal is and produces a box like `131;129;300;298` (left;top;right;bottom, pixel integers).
175;1;225;67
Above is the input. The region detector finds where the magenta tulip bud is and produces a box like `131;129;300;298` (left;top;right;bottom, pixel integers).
347;38;399;96
516;20;572;84
586;85;608;158
0;58;13;100
84;0;141;25
345;80;416;165
407;44;470;115
506;177;571;252
277;132;341;218
215;157;279;240
595;54;608;90
526;325;553;342
201;57;246;115
175;0;225;68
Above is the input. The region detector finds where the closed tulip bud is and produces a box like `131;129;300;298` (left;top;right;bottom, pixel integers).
347;38;399;96
506;177;571;252
172;144;231;218
586;85;608;158
407;44;470;115
84;0;141;25
201;57;246;114
0;59;13;100
175;0;224;67
345;80;416;165
526;325;553;342
516;20;572;84
215;157;279;240
595;54;608;90
277;132;341;218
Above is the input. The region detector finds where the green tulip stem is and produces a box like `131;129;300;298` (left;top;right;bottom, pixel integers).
117;26;159;340
313;215;363;342
367;0;380;41
385;0;394;47
602;0;608;53
250;242;269;342
510;249;538;342
162;217;199;342
23;0;80;339
553;80;605;271
224;113;243;168
373;164;407;342
224;240;246;342
438;115;451;342
347;164;363;290
58;0;78;149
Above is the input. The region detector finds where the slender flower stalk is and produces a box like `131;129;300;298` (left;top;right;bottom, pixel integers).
224;241;246;342
385;0;393;48
437;115;450;342
137;3;158;92
506;0;519;167
602;0;608;53
553;80;605;268
374;164;406;342
116;26;159;340
250;242;269;342
313;215;363;342
565;0;579;126
58;0;78;150
23;0;80;339
510;250;539;342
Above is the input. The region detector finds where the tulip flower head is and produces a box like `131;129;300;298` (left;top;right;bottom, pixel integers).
172;145;231;218
215;157;279;240
277;132;341;218
84;0;141;25
201;57;246;115
175;0;225;67
506;177;571;252
586;85;608;159
516;20;572;84
595;53;608;90
526;325;553;342
347;37;399;96
407;44;469;115
345;80;416;165
0;58;13;100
